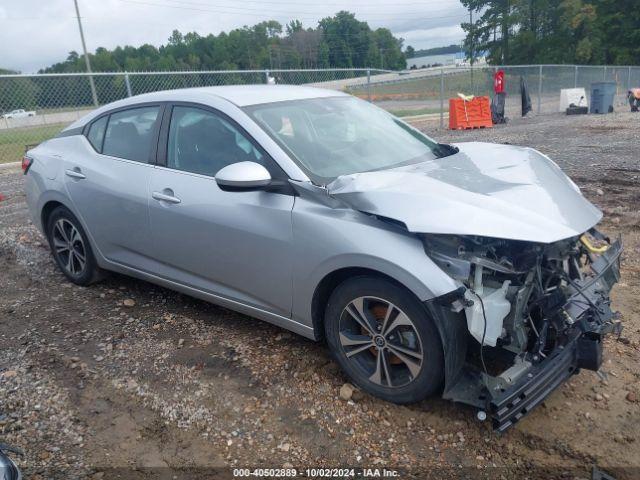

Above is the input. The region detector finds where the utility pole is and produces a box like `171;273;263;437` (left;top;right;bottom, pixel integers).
469;9;474;93
73;0;98;106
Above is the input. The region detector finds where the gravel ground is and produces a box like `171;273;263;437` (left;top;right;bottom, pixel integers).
0;111;639;479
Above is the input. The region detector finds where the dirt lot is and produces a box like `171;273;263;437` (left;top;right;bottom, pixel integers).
0;111;638;479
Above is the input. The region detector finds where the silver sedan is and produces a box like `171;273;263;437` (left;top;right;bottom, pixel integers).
23;85;621;430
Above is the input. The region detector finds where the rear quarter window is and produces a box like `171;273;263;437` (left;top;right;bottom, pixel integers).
86;116;108;152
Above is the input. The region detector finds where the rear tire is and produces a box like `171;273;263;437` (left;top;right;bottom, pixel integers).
324;276;444;404
46;206;104;286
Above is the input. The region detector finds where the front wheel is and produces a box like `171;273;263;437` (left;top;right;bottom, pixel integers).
324;276;444;404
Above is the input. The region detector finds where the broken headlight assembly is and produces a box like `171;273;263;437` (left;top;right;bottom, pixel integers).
422;230;623;431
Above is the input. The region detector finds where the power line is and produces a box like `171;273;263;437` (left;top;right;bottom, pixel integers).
1;2;467;30
136;0;465;16
0;14;467;39
118;0;467;21
0;16;77;21
3;0;467;69
177;0;463;5
1;13;469;24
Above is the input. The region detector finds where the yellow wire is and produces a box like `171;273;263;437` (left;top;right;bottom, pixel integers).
580;234;609;253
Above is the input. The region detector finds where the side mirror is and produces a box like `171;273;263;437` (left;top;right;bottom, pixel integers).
215;161;272;190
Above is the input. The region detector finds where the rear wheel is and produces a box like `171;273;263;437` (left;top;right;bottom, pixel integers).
46;206;103;286
325;276;444;404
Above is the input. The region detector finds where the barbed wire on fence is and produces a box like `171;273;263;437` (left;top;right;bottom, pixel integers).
1;65;639;163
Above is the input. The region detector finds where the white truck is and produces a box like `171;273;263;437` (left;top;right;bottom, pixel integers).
2;109;36;119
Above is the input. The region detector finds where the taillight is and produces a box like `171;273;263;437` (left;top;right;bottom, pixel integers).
21;156;33;175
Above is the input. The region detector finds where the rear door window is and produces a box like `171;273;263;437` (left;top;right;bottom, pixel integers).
102;106;160;162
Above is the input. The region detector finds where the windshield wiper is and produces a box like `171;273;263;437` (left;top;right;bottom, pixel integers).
434;143;459;158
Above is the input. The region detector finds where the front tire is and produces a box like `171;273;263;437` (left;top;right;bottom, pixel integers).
46;206;103;286
324;276;444;404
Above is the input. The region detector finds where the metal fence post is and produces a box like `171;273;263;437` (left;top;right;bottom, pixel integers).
628;66;633;90
440;68;444;129
603;65;607;81
264;69;270;84
124;73;133;97
537;65;543;114
366;69;371;102
574;65;578;88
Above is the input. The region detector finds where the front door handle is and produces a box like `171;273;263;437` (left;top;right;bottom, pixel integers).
152;190;181;204
65;168;86;179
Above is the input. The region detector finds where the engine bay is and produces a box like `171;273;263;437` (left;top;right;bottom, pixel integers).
423;229;623;430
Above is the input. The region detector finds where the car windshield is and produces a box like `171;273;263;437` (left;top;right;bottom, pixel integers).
245;96;451;184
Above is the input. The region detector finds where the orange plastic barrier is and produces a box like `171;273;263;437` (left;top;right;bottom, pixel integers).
449;96;493;130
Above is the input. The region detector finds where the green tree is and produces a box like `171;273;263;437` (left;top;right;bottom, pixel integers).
373;28;405;70
318;11;404;69
37;11;408;77
597;0;640;64
462;0;639;65
461;0;514;63
286;20;304;35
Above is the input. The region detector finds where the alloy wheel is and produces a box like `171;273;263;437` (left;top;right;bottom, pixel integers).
52;218;87;276
338;296;423;388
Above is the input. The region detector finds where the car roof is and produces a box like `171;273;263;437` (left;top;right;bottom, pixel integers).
63;84;348;131
127;84;346;107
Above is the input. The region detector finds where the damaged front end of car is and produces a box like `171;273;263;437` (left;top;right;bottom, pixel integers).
422;229;622;431
324;141;623;430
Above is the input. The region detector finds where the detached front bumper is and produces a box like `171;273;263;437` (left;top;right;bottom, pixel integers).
490;238;623;431
491;329;593;431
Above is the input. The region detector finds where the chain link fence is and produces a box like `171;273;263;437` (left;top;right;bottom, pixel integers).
347;64;640;126
0;69;389;164
1;65;639;163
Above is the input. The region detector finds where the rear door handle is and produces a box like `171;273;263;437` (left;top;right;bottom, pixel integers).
65;168;86;179
152;190;181;204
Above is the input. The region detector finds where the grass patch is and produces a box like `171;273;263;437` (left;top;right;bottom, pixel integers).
0;123;66;163
388;107;441;117
348;69;495;101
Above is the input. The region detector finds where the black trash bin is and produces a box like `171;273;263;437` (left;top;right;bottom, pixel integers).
590;82;616;114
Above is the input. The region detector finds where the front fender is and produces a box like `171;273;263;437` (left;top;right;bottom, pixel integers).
291;197;460;330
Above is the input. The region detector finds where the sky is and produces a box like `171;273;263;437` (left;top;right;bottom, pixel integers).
0;0;468;73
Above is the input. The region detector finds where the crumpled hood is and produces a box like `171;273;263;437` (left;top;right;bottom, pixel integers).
327;142;602;243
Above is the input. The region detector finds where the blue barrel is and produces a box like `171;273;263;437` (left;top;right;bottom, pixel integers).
590;82;616;114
